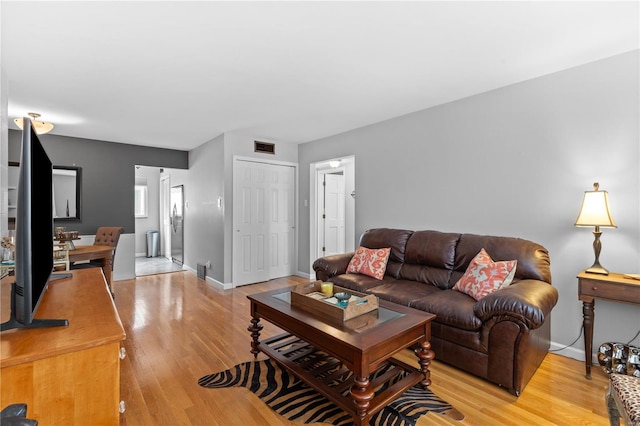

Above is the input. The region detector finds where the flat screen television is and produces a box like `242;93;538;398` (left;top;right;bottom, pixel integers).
1;118;69;331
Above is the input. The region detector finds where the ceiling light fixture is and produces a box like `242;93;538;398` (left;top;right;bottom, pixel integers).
14;112;54;135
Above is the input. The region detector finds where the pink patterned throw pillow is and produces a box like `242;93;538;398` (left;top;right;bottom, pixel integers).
453;248;517;300
347;246;391;280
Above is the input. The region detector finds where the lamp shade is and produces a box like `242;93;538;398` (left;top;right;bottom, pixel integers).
575;183;616;228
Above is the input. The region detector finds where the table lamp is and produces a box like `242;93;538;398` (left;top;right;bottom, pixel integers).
575;182;616;275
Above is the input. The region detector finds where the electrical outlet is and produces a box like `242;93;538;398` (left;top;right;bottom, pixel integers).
205;261;211;269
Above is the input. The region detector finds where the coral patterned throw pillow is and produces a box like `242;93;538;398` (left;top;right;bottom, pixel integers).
347;246;391;280
453;248;517;300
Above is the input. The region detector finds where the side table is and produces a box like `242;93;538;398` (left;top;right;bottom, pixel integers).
577;271;640;378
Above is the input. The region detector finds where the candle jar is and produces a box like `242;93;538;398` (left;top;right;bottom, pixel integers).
320;282;333;297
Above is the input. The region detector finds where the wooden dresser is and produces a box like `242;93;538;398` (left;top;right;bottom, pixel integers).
1;268;126;425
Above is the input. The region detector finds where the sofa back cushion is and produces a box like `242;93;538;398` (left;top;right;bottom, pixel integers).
449;233;551;288
359;228;413;278
399;230;461;289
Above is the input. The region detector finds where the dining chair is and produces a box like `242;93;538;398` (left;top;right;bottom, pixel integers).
70;226;124;270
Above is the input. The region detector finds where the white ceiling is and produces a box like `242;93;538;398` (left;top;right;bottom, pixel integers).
2;1;638;151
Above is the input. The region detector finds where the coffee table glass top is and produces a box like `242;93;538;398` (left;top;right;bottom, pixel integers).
272;291;404;333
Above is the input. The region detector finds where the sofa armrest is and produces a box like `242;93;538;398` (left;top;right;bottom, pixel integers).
312;253;354;281
473;280;559;329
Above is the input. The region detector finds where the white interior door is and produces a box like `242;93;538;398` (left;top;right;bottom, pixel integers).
233;160;295;286
320;172;345;257
268;165;295;278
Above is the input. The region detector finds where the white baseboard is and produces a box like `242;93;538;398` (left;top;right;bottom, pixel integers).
297;271;313;280
182;264;233;290
208;276;233;290
549;341;591;363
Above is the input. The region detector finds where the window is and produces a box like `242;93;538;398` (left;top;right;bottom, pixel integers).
135;177;148;218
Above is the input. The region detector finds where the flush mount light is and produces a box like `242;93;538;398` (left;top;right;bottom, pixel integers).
14;112;54;135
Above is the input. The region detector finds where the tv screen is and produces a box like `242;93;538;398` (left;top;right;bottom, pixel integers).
1;118;68;331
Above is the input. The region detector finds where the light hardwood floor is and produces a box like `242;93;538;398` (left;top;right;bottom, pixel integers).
114;272;612;426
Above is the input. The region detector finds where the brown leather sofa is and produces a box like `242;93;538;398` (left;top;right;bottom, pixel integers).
313;228;558;396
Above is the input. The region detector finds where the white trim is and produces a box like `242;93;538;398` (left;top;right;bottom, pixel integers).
549;341;589;363
310;156;355;275
296;271;313;280
233;154;297;168
182;264;233;290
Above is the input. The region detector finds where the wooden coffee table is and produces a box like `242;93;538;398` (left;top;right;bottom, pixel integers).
247;287;436;426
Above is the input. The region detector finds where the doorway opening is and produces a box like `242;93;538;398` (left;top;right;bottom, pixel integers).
170;184;184;265
134;166;184;277
310;156;355;278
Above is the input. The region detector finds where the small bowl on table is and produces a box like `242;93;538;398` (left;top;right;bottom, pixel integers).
333;292;352;306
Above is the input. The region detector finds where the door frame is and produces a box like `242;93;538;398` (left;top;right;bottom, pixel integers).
231;155;298;287
160;174;171;259
316;167;346;259
309;155;355;279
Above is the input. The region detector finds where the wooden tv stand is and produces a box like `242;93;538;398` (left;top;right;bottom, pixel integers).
1;268;126;425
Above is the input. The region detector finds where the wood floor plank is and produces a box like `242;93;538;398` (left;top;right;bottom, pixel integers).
114;272;612;425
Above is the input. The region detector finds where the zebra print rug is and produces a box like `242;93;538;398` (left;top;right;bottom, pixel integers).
198;358;464;425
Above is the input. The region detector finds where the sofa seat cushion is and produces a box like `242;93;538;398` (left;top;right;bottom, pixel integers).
410;289;482;331
366;280;442;307
330;274;398;294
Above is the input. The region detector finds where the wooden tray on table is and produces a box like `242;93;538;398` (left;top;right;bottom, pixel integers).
290;281;378;322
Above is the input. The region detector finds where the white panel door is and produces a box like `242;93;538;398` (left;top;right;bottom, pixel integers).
268;164;295;278
321;172;345;257
233;161;268;286
233;160;295;286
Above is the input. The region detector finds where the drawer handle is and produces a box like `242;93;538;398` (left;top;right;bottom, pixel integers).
592;286;598;291
120;347;127;360
119;400;126;413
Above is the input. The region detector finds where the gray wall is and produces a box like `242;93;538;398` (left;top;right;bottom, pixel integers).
298;50;640;360
8;130;188;280
185;134;225;282
8;129;188;235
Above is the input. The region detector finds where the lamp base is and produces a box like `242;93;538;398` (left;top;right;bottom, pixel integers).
585;264;609;275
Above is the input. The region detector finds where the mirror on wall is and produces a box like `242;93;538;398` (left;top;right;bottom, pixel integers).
53;166;81;221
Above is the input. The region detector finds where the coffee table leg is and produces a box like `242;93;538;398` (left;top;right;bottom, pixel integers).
350;375;374;424
415;340;434;387
247;317;263;359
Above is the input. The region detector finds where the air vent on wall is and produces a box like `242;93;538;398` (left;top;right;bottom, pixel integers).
196;263;206;280
255;141;275;154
